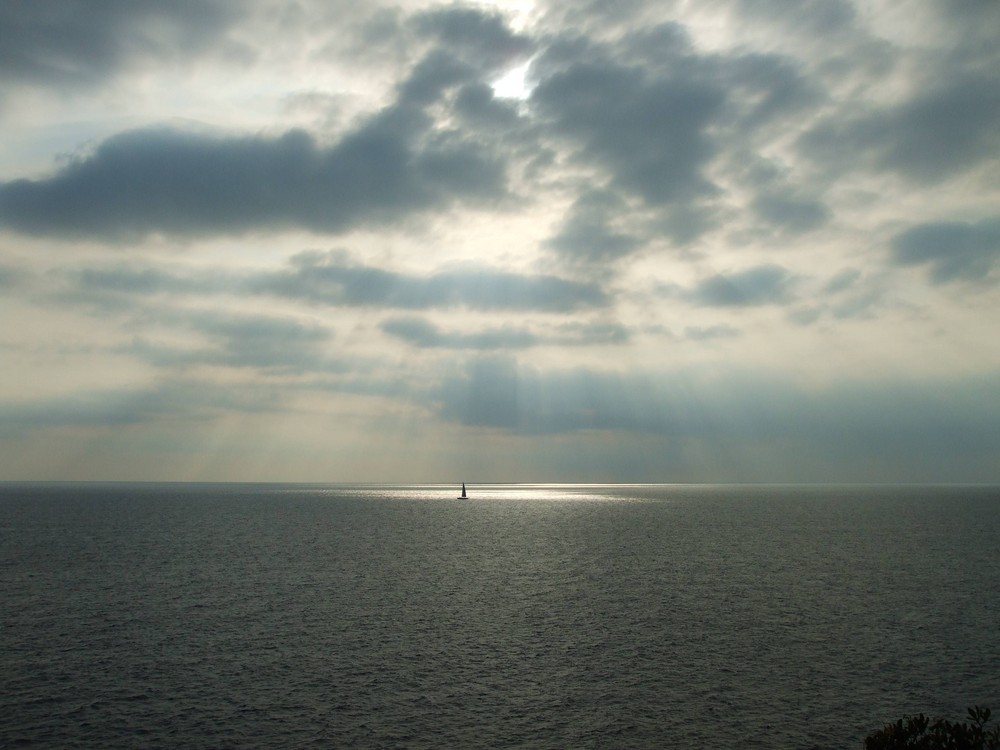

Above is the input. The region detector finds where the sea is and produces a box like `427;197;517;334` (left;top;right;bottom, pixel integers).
1;483;998;749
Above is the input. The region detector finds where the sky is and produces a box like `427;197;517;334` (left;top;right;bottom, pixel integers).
1;0;998;483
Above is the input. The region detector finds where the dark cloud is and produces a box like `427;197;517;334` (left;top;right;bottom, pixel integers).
891;218;1000;283
687;264;794;307
40;266;338;371
721;51;820;131
684;324;741;341
397;49;477;106
69;265;226;296
44;263;342;372
922;0;1000;70
544;189;643;263
187;311;332;371
554;321;629;345
751;193;829;233
439;362;668;434
0;10;539;241
0;104;506;238
0;5;842;256
735;0;856;37
438;356;519;428
434;363;1000;479
827;287;882;320
0;380;282;438
0;1;238;90
802;75;1000;184
823;268;861;294
821;269;883;320
256;251;609;312
787;307;822;326
381;316;628;349
346;5;534;119
545;216;640;264
614;21;695;66
435;364;671;434
530;57;723;206
125;311;334;373
52;253;609;316
453;83;522;128
527;21;825;254
381;317;538;350
536;0;673;37
787;269;882;326
411;5;533;72
52;264;237;315
0;264;23;288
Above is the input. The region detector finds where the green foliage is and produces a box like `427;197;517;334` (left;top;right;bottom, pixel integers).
865;706;1000;750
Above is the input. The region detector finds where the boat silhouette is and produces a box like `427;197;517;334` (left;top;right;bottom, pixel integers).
457;482;468;499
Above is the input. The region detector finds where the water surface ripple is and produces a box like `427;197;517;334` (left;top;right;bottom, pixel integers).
2;483;998;748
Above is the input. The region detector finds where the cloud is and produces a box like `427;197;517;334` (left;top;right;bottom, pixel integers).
0;111;506;239
786;269;884;326
684;324;741;341
823;268;861;294
527;21;826;254
0;380;282;438
381;317;538;350
69;265;227;295
397;49;478;106
256;251;609;312
51;263;237;314
438;361;675;434
433;363;1000;477
411;5;533;73
438;356;519;428
453;83;522;128
0;3;535;241
687;264;794;307
554;321;629;345
128;311;335;373
891;218;1000;283
530;54;723;206
44;267;342;375
2;0;999;483
0;0;239;90
933;0;1000;65
721;50;820;131
0;264;23;288
50;253;610;318
751;193;829;233
381;316;628;349
544;189;643;263
802;75;1000;184
734;0;856;37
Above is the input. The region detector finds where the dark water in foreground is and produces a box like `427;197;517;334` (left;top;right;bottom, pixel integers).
2;483;998;748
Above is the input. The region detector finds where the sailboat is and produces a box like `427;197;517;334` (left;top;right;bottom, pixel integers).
457;482;468;499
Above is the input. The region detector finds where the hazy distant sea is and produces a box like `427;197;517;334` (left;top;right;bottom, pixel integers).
2;483;998;749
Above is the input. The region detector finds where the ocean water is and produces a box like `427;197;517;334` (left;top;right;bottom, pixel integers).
1;483;998;749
